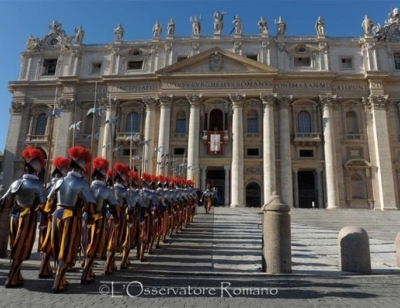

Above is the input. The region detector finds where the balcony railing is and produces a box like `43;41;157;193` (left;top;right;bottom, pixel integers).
293;132;321;146
116;132;142;142
26;134;48;143
343;134;364;142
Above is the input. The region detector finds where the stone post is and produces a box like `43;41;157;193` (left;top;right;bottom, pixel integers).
338;226;371;274
262;192;292;274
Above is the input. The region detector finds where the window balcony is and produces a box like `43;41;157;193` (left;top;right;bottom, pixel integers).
293;132;321;146
343;134;364;142
202;130;230;142
26;134;48;143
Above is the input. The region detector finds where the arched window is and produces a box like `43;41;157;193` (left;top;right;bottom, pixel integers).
346;111;359;134
247;110;259;134
35;113;47;135
297;111;311;133
175;111;186;134
126;112;140;132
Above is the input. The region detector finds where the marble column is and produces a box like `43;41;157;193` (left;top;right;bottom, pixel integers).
200;165;207;191
316;167;324;208
53;98;74;158
260;93;277;203
186;94;203;181
224;165;230;206
278;95;293;207
142;97;157;175
363;95;397;209
320;94;339;209
156;94;172;175
293;168;299;208
101;97;117;159
229;93;246;207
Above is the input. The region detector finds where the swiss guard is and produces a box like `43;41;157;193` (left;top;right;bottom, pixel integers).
2;146;47;288
48;146;96;293
39;156;70;279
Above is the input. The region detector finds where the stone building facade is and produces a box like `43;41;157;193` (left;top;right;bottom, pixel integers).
5;11;400;209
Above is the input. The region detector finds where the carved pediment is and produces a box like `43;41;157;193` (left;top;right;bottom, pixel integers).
156;47;278;76
119;47;151;58
285;44;320;55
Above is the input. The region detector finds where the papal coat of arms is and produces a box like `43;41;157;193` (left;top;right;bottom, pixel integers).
209;52;224;71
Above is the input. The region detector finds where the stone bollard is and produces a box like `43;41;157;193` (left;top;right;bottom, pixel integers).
338;226;371;274
395;232;400;267
262;192;291;274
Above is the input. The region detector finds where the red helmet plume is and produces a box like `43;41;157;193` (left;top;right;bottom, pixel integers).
113;162;129;182
21;146;45;172
92;157;109;177
68;146;91;170
52;156;70;177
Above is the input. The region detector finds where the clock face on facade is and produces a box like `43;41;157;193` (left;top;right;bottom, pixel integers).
46;34;61;48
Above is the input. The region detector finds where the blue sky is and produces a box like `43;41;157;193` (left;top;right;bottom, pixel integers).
0;0;398;152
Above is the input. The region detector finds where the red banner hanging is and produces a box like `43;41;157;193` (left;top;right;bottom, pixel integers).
207;131;224;155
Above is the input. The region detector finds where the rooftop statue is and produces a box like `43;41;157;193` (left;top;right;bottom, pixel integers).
114;23;124;41
361;15;373;36
25;34;41;51
74;25;84;44
213;11;226;34
167;18;175;36
190;15;201;35
232;15;242;35
275;16;286;36
152;20;162;38
258;16;269;35
315;16;325;36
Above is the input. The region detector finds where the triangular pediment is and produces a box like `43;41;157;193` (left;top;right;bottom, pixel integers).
156;46;278;76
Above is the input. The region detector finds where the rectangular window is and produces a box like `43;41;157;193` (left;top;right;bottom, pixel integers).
340;57;353;69
177;55;188;62
294;57;311;67
122;148;138;156
91;62;102;74
299;149;314;157
174;148;185;155
247;118;258;133
247;148;259;156
127;61;143;70
394;53;400;69
175;119;186;134
43;59;58;75
246;54;258;61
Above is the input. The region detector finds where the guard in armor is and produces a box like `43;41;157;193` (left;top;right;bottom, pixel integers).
82;157;117;283
129;171;146;255
48;146;95;293
201;183;214;214
2;146;47;288
39;156;70;279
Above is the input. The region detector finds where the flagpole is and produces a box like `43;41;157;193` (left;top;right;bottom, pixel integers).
89;82;98;181
108;96;114;186
44;86;58;185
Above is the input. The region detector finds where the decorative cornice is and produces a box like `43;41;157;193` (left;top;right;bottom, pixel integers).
260;92;277;108
142;97;158;109
319;94;337;109
229;93;246;107
186;93;203;107
11;101;27;113
58;98;74;110
277;95;293;109
362;95;389;110
158;93;173;107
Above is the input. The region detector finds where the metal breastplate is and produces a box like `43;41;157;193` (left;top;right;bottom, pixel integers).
14;179;46;206
57;175;95;207
91;183;116;211
114;185;134;208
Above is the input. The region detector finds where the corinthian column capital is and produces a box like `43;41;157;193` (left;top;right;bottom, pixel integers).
277;95;293;109
362;95;389;110
229;93;246;108
143;97;158;109
319;94;337;110
260;92;277;108
186;93;203;107
158;93;173;108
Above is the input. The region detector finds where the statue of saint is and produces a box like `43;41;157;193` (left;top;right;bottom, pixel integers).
190;15;201;35
114;23;124;41
275;16;286;36
25;34;40;51
152;20;162;38
258;16;269;35
74;25;84;44
315;16;325;36
232;15;242;35
167;18;175;36
361;15;373;35
213;11;226;34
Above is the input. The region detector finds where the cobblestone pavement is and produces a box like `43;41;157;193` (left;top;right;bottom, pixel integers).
1;206;400;308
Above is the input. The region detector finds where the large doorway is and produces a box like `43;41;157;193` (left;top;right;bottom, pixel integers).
298;171;317;208
246;183;261;207
206;169;224;206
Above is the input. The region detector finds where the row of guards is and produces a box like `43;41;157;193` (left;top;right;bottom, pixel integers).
0;145;199;293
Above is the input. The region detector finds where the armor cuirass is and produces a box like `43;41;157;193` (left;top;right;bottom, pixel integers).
14;178;46;206
91;181;117;212
56;174;95;207
114;184;134;208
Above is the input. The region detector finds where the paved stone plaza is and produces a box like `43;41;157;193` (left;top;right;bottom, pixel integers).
1;207;400;307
